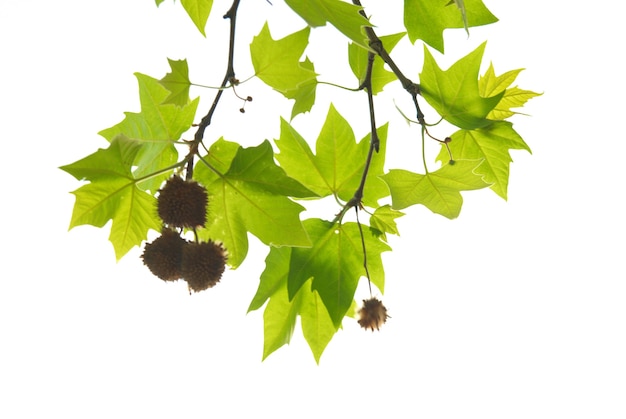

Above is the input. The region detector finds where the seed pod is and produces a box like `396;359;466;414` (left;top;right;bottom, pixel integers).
357;298;389;331
182;240;227;293
157;175;208;229
141;229;188;281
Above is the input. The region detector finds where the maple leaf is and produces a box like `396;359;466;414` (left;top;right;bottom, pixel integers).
182;0;213;36
275;105;389;207
381;160;490;219
60;136;162;259
284;0;371;49
479;63;542;120
287;219;390;327
404;0;497;53
98;73;199;192
195;139;316;268
437;121;531;199
248;245;337;363
420;42;503;130
251;23;317;95
159;58;192;107
348;32;406;95
369;205;404;241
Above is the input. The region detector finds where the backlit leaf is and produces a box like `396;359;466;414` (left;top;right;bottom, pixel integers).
420;43;502;130
382;160;490;218
159;58;192;107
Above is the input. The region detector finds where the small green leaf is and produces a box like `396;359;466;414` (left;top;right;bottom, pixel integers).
284;0;371;49
437;122;531;199
159;58;192;107
369;205;404;240
181;0;213;36
348;32;406;94
251;23;317;94
195;140;314;268
478;64;542;120
60;136;162;259
404;0;497;52
420;43;503;130
382;160;490;218
98;73;199;192
275;105;389;207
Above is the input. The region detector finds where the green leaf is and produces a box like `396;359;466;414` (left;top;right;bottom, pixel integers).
284;0;371;49
181;0;213;36
275;105;389;207
60;136;162;259
288;219;390;327
404;0;498;52
195;140;315;268
98;73;199;192
420;43;503;130
249;246;337;363
348;32;406;95
250;23;317;95
436;121;531;199
284;57;318;119
159;58;192;107
382;160;490;218
479;63;542;120
369;205;404;240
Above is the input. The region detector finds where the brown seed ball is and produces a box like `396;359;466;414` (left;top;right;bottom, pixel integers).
157;175;208;229
182;241;227;293
141;229;188;281
357;298;389;331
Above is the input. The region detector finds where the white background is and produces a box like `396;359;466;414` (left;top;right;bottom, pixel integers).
1;1;625;418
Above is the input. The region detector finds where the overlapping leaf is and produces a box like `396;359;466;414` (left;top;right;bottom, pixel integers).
275;105;389;207
159;58;192;107
404;0;497;52
437;122;531;199
420;42;503;130
284;0;371;49
348;32;406;94
382;160;490;218
60;136;162;259
369;205;404;240
195;139;316;268
287;219;390;327
248;246;337;363
98;73;199;192
479;63;542;120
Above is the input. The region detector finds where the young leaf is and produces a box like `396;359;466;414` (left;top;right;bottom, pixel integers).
181;0;213;36
98;73;199;192
404;0;497;52
479;64;542;120
284;0;371;49
420;43;503;130
195;140;315;268
287;219;390;327
436;122;531;199
381;160;490;219
369;205;404;240
348;32;406;95
159;58;192;107
250;23;317;95
60;136;162;259
275;105;389;207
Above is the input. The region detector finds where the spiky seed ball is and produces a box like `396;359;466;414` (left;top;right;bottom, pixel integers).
141;229;188;281
157;175;208;229
182;241;227;293
358;298;389;331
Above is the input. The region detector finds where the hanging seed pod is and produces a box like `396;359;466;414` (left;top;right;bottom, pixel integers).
182;240;227;293
141;229;188;281
357;298;389;331
157;175;208;229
